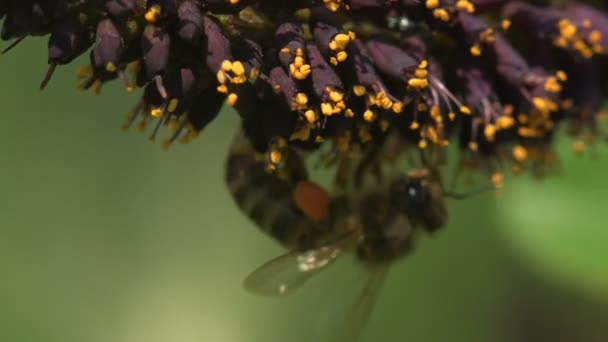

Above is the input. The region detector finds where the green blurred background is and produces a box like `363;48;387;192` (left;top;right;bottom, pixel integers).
1;38;607;342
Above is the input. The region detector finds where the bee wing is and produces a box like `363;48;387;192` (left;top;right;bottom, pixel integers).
244;228;362;297
243;244;346;296
327;266;389;342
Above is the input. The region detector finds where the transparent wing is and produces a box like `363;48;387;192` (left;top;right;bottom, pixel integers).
327;266;389;342
243;244;346;297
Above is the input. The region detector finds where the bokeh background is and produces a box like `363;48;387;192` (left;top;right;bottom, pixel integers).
1;37;607;342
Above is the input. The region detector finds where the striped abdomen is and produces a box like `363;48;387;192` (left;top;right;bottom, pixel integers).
225;131;333;251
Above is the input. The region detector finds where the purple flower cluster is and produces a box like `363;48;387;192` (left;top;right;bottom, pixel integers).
2;0;608;184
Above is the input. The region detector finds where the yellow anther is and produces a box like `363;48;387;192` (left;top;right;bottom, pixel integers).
145;5;161;23
269;150;282;165
410;121;420;130
484;124;496;141
333;33;352;48
512;145;528;162
336;51;348;62
353;85;366;96
168;98;179;113
468;141;479;152
532;97;548;111
414;69;428;78
456;0;475;13
407;78;428;88
304;110;316;123
221;60;232;72
344;108;354;118
470;45;482;56
589;30;602;43
231;61;245;76
491;172;505;189
430;105;441;119
216;84;228;93
496;116;515;129
321;103;334;115
433;8;450;22
501;19;511;31
544;77;562;93
418;139;428;149
363;109;375;122
295;93;308;106
150;108;163;117
392;102;403;113
556;70;568;82
425;0;439;9
227;93;238;106
573;140;586;153
329;91;344;103
460;106;472;115
105;62;117;73
216;70;226;84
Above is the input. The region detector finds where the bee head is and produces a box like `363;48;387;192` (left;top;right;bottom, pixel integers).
389;168;447;232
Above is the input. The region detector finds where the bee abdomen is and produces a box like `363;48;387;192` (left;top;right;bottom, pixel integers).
225;137;323;250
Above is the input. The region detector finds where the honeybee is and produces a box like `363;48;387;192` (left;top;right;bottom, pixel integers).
225;128;449;341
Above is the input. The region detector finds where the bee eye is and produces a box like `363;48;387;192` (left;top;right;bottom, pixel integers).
406;182;426;203
390;178;430;216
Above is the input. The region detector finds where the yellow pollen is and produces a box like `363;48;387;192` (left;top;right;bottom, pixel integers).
321;103;334;116
304;110;316;123
392;102;403;113
491;172;505;189
512;145;528;162
589;30;602;43
414;69;428;78
231;61;245;76
544;77;562;93
150;108;163;117
363;109;375;122
168;98;179;113
144;5;161;23
573;140;586;153
456;0;475;13
496;116;515;129
425;0;439;9
470;45;482;56
353;85;366;96
484;124;496;141
105;62;117;73
216;84;228;93
227;93;238;106
295;93;308;106
221;60;233;72
329;91;344;103
433;9;450;22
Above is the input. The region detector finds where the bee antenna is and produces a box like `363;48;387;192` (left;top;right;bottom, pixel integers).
443;185;493;200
